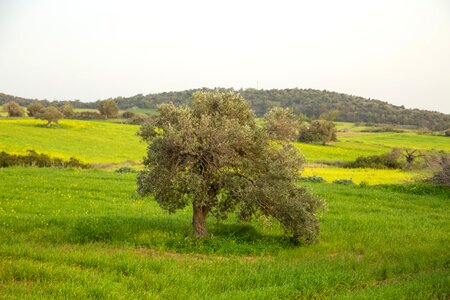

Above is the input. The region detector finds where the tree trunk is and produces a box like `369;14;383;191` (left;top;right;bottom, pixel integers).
192;204;209;238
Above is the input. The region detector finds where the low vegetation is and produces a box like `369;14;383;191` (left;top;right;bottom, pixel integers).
0;150;89;168
0;167;448;298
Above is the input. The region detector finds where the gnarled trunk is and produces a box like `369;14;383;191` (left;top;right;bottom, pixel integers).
192;204;209;238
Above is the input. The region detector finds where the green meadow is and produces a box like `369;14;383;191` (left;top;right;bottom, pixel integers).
0;119;146;164
0;167;448;299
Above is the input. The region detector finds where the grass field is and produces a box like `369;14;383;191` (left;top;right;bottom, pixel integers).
0;119;146;163
0;167;448;298
340;132;450;152
2;119;448;165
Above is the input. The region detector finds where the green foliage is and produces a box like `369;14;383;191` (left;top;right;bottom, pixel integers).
60;104;74;118
128;113;149;124
0;150;89;168
298;119;337;145
138;91;324;241
72;111;104;120
37;106;64;126
333;179;354;184
3;101;25;117
27;101;45;117
0;168;448;298
2;88;449;130
344;150;404;169
115;166;136;173
427;155;450;186
121;111;135;119
263;106;299;141
98;99;119;119
300;175;326;183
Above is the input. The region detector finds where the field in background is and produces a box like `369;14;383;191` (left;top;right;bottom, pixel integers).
303;167;425;185
1;118;448;183
0;119;146;164
0;167;448;298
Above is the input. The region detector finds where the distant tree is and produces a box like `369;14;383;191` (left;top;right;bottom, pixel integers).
98;99;119;119
60;104;74;118
27;101;45;117
37;106;64;126
264;107;300;141
129;113;149;125
319;110;340;121
445;129;450;137
427;155;450;186
298;120;337;145
137;91;324;242
3;101;25;117
122;111;135;119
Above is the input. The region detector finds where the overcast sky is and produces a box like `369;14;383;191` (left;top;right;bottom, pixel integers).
1;0;449;113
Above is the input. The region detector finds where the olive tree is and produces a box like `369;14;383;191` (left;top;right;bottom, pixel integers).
98;99;119;119
137;91;324;242
3;101;25;117
264;107;300;141
37;106;64;126
298;119;337;145
27;101;45;117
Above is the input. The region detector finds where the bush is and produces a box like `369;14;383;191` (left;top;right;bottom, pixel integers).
122;111;135;119
3;101;25;117
333;179;353;185
298;119;337;145
300;176;326;183
115;166;137;173
73;111;104;120
128;113;149;125
427;155;450;186
344;151;404;169
0;150;90;168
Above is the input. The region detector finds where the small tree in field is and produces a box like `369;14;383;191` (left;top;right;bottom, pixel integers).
37;106;64;126
264;107;300;141
298;119;337;145
3;101;25;117
27;101;45;117
61;104;74;118
98;99;119;119
137;91;324;242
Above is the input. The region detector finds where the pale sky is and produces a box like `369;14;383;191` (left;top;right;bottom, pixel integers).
0;0;449;113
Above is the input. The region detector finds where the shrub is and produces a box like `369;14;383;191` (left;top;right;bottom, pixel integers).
73;111;104;120
61;104;74;118
427;155;450;186
3;101;25;117
298;119;337;145
129;113;149;125
115;166;137;173
27;101;45;117
333;179;353;185
122;111;135;119
0;150;90;168
344;151;404;169
300;176;326;183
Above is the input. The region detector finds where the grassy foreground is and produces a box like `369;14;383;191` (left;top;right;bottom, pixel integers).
0;167;448;299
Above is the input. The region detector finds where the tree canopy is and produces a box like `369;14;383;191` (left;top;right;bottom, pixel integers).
37;106;64;126
137;91;324;242
98;99;119;119
3;101;25;117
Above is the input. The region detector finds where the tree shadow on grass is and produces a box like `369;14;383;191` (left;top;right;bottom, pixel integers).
49;215;298;255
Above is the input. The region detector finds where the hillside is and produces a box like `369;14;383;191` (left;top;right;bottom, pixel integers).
1;88;449;130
